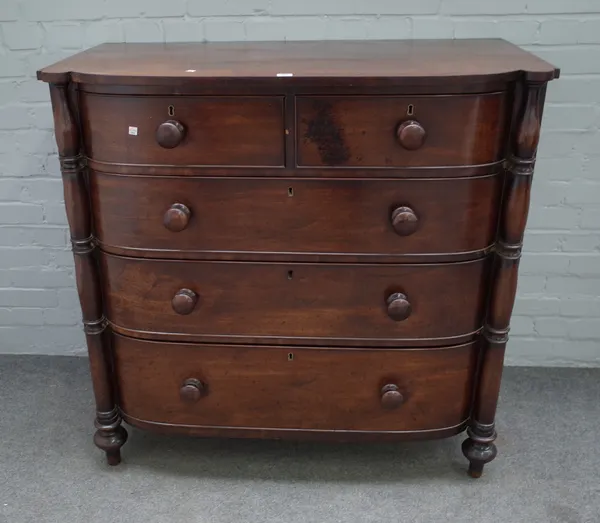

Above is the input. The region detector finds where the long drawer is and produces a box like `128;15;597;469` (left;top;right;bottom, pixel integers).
91;172;502;260
113;335;478;433
100;254;490;346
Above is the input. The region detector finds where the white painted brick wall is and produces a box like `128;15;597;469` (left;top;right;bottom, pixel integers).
0;1;598;366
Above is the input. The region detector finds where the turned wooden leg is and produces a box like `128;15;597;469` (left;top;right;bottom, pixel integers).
462;422;497;478
464;80;547;478
94;409;128;466
84;324;127;466
49;81;127;465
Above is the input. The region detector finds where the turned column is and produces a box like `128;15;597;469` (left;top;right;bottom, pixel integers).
49;83;127;465
462;80;547;478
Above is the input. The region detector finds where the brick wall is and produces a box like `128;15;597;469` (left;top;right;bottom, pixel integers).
1;0;599;365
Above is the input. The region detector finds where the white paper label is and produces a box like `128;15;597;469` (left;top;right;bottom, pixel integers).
128;126;138;136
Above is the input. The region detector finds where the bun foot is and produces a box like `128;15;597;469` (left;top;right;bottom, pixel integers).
461;421;497;478
93;409;128;466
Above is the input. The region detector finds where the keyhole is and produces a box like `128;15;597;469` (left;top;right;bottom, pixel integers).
407;104;414;116
288;187;294;197
287;270;294;280
287;353;294;361
168;105;175;116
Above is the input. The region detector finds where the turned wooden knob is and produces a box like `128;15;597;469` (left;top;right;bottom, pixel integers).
172;288;198;315
163;203;191;232
180;378;205;403
391;206;419;236
156;120;186;148
380;384;404;409
396;120;426;150
386;292;412;321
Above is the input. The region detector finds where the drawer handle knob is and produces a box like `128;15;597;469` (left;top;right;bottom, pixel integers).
396;120;426;150
380;384;404;409
163;203;191;232
172;288;198;315
391;206;419;236
180;378;206;403
156;119;186;149
386;292;412;321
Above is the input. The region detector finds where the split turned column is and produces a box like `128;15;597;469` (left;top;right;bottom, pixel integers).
462;79;547;478
48;83;127;465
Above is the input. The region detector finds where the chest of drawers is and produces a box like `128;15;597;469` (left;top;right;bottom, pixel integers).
38;40;558;477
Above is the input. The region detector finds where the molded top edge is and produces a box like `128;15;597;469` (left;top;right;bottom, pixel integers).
37;39;559;86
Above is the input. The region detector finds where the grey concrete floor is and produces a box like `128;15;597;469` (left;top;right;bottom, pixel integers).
0;355;599;523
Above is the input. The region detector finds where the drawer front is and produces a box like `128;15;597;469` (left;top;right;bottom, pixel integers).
101;254;490;345
297;93;508;167
91;172;502;258
80;94;285;166
113;335;477;432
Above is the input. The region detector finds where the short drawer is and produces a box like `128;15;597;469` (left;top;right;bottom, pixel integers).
101;254;490;346
296;93;508;167
80;94;285;166
90;172;502;259
113;335;477;432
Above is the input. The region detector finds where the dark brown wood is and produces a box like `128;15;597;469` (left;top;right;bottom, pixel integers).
171;288;198;315
396;120;426;150
109;324;480;348
89;172;503;260
296;93;508;167
391;206;419;236
100;254;491;346
80;94;285;167
99;245;492;265
113;334;478;432
284;93;296;169
179;378;206;403
48;82;127;465
87;159;502;178
462;80;548;478
76;79;510;97
163;203;191;233
156;120;186;149
380;384;404;410
40;41;558;474
122;413;468;441
386;293;412;322
36;40;559;87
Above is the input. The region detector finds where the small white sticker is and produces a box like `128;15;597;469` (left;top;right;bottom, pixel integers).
186;69;196;73
277;72;293;77
128;126;138;136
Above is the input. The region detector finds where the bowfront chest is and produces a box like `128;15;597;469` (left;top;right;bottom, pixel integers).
38;40;558;477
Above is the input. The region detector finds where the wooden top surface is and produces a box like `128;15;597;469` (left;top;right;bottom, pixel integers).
37;39;559;86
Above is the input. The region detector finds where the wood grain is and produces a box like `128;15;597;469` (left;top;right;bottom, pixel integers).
90;172;502;259
100;254;491;345
297;93;508;167
38;40;559;473
113;335;478;432
48;83;127;465
37;40;559;86
463;80;549;478
80;94;285;166
86;160;504;178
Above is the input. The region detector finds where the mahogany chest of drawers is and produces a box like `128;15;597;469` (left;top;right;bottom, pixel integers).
38;40;558;477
